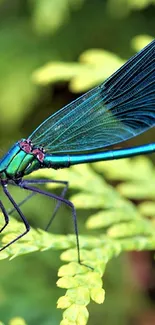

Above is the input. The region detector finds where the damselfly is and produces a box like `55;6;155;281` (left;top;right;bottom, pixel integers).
0;40;154;263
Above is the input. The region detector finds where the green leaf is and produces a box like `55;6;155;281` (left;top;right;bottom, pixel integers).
9;318;27;325
131;35;154;52
0;156;155;324
32;49;124;92
31;0;85;34
90;287;105;304
138;201;155;217
62;304;89;325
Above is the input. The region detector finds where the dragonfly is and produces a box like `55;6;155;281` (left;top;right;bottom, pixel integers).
0;40;154;264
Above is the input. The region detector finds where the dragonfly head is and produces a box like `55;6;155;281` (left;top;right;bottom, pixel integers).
20;139;45;163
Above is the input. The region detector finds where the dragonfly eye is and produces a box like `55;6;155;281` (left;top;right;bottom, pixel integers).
31;148;45;162
20;140;32;153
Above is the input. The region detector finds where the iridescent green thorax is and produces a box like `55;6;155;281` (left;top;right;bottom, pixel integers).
0;139;43;181
0;139;71;183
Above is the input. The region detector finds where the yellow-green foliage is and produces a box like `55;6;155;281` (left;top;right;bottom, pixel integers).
32;35;154;92
0;157;155;324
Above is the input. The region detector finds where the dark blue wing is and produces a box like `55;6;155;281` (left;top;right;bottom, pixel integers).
29;40;155;153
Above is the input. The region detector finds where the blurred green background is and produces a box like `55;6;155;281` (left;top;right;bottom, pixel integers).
0;0;155;324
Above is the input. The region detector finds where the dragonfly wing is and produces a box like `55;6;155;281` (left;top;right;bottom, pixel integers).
29;40;155;153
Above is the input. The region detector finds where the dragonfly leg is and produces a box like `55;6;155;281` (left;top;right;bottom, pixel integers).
19;180;82;264
0;199;9;233
45;181;68;231
8;191;36;215
22;179;68;231
0;184;30;252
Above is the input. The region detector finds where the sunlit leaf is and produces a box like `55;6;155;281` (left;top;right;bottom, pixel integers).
1;155;155;324
32;50;124;92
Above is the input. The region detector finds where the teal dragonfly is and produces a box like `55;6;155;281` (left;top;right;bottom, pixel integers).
0;40;155;263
